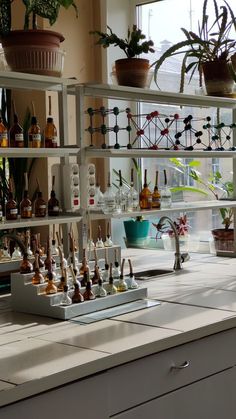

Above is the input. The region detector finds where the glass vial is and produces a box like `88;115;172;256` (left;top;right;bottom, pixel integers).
48;176;60;216
0;116;8;148
115;170;127;213
161;169;172;208
152;170;161;209
103;172;116;214
9;102;24;148
126;168;139;212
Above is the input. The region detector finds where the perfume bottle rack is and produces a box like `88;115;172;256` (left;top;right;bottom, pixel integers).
11;272;147;320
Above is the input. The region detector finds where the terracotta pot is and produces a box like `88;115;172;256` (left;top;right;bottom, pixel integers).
211;228;234;252
115;58;150;88
202;61;235;96
1;29;65;77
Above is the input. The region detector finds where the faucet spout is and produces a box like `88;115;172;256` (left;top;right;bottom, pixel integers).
156;216;183;271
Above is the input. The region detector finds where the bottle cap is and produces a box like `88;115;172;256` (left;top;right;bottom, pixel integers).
47;117;53;123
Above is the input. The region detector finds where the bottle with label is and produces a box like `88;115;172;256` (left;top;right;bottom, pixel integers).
48;176;60;216
152;170;161;209
103;172;116;214
34;180;47;217
161;169;172;208
0;116;8;148
9;101;24;148
126;168;139;212
115;169;127;213
139;169;152;210
94;180;104;212
6;178;18;220
20;173;32;219
28;102;41;148
44;96;58;148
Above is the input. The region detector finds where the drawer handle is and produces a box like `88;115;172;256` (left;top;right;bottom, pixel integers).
172;360;190;370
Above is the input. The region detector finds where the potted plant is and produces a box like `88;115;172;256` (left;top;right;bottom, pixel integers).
170;157;234;253
90;24;155;88
0;0;78;76
153;214;192;251
153;0;236;96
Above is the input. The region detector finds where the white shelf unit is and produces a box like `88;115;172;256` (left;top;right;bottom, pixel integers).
76;83;236;256
0;214;82;231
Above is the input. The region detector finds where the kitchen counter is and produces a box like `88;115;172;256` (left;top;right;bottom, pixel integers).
1;249;236;409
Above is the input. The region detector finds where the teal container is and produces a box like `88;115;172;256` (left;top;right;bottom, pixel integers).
124;219;150;242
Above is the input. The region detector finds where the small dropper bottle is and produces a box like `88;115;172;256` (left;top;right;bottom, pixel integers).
152;171;161;209
48;176;60;216
44;96;58;148
20;173;32;219
127;168;139;212
103;172;116;214
6;178;18;220
117;258;128;292
0;114;8;148
34;179;47;217
102;248;109;282
28;101;41;148
9;100;24;148
32;253;45;285
107;263;117;295
139;169;152;210
161;169;172;208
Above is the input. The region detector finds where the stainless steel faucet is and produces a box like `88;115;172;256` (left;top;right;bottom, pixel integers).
156;216;187;271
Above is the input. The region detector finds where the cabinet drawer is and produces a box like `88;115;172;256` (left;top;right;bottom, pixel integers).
108;327;236;415
112;367;236;419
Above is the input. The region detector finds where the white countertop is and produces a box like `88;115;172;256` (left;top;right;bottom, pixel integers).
1;249;236;407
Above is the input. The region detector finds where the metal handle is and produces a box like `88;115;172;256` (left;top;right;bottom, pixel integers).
171;360;190;370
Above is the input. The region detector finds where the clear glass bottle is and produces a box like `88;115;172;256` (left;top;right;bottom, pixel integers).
161;169;172;208
139;169;152;210
152;170;161;209
35;191;47;217
9;105;24;148
0;117;8;148
117;258;128;292
96;278;107;297
115;170;127;213
6;191;18;220
126;168;139;212
61;285;72;305
103;172;116;214
126;258;138;289
57;267;66;292
20;173;32;219
94;181;104;212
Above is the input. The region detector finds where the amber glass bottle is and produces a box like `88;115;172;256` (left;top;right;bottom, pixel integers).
20;253;33;274
9;102;24;148
20;173;32;219
48;176;59;216
35;191;47;217
32;254;44;285
28;112;41;148
0;117;8;148
72;283;84;303
6;191;18;220
139;169;152;210
152;171;161;209
83;279;95;301
44;96;58;148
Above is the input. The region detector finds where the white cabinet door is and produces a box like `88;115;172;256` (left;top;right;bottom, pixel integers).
0;373;109;419
112;367;236;419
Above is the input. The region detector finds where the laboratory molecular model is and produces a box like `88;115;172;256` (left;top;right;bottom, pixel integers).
86;106;236;151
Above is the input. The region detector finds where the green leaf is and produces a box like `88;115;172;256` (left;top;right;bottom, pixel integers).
170;186;208;195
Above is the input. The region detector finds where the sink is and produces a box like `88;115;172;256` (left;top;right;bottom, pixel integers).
133;268;174;280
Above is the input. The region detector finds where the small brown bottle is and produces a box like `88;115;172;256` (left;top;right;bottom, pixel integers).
139;169;152;210
35;191;47;217
28;102;41;148
72;283;84;303
6;190;18;220
20;173;32;219
48;176;60;216
152;171;161;209
9;102;24;148
79;248;90;276
20;253;33;274
83;279;95;301
44;96;58;148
